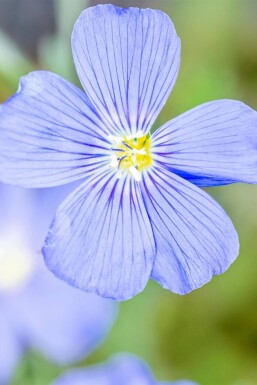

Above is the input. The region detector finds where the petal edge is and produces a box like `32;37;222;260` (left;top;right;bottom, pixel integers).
142;166;239;294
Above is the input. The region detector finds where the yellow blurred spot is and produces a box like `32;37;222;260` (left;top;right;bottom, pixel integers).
0;237;34;291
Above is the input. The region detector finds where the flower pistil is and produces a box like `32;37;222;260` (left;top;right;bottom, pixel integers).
109;131;152;181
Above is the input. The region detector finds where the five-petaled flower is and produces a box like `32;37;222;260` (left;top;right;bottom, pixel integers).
51;354;198;385
0;5;257;300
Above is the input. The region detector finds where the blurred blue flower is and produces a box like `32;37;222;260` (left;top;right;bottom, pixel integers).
51;354;198;385
0;5;257;301
0;183;117;385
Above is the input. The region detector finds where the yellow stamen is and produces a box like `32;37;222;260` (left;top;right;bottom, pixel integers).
109;132;152;180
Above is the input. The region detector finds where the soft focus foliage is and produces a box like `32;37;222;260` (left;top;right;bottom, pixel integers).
0;1;257;385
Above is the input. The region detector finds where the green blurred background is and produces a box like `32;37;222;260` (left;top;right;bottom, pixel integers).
0;1;257;384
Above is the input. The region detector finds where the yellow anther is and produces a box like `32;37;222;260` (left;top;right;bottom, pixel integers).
109;132;152;180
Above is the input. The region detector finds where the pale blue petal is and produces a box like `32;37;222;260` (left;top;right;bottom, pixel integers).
0;310;22;385
51;354;156;385
0;182;116;366
152;100;257;187
72;5;180;135
52;370;109;385
51;354;198;385
0;71;110;187
158;382;199;385
9;267;117;365
0;183;35;239
43;171;155;300
109;354;155;385
142;166;239;294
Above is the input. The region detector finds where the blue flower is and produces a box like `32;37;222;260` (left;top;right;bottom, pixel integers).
0;183;117;385
0;5;257;301
50;354;197;385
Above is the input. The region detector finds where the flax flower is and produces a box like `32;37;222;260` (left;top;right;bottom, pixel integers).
1;5;257;300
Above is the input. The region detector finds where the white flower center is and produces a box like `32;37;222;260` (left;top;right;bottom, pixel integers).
108;131;152;181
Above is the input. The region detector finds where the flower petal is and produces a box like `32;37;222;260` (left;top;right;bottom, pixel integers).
9;267;117;365
163;383;198;385
51;354;155;385
0;310;22;385
110;355;155;385
152;100;257;187
0;71;110;187
142;166;239;294
43;171;155;300
72;5;180;135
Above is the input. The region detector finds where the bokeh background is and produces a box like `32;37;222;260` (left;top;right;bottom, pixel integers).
0;0;257;384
